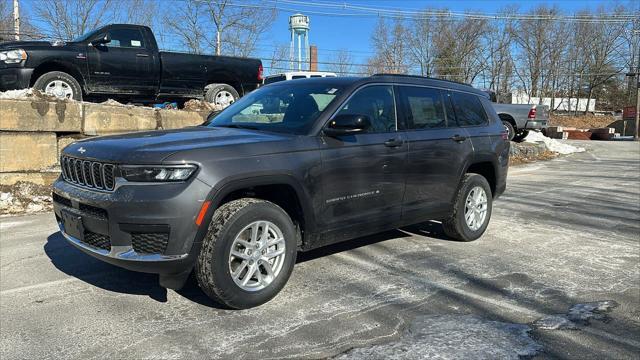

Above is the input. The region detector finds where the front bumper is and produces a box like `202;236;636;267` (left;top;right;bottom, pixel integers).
525;120;548;130
52;176;212;275
0;67;33;91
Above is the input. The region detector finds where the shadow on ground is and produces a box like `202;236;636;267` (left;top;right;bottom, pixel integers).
43;221;450;308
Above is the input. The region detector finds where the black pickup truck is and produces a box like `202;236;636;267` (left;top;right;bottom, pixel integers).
0;24;263;107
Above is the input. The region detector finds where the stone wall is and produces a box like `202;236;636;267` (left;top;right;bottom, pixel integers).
0;99;208;187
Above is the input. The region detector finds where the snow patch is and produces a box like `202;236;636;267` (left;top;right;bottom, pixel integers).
533;301;618;330
524;131;585;155
335;315;541;359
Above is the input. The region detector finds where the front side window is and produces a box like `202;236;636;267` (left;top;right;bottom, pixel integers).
106;29;145;48
208;83;343;135
336;85;396;133
399;86;446;129
450;91;488;127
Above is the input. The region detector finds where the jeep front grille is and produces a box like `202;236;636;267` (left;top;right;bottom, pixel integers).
61;156;116;191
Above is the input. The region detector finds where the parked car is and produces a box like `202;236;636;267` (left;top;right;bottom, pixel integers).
483;90;549;142
263;71;337;85
52;74;509;309
0;24;263;108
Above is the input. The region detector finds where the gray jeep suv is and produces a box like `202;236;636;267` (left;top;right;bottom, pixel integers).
52;74;510;308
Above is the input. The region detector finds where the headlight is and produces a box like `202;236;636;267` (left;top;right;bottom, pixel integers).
0;49;27;63
120;165;197;182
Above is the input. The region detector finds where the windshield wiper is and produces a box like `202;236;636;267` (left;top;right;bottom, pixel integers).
215;124;260;130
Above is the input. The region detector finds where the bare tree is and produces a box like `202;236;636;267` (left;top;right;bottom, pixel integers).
480;8;516;100
165;0;275;57
328;49;354;75
367;18;408;74
433;13;487;83
33;0;119;40
579;5;628;114
406;10;437;76
267;43;289;74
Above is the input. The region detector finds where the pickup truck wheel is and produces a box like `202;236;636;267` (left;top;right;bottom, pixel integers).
205;84;239;109
33;71;82;101
501;120;515;141
442;174;493;242
195;198;297;309
512;130;530;142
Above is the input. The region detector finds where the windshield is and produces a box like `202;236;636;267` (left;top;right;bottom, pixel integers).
207;83;344;135
72;28;102;43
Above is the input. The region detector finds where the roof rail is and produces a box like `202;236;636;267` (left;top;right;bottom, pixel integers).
370;73;473;87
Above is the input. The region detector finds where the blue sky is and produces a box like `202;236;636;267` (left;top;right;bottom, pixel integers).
256;0;621;72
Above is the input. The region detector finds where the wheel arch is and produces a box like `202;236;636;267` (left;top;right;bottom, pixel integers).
30;61;86;90
498;113;517;130
464;161;497;197
202;175;317;248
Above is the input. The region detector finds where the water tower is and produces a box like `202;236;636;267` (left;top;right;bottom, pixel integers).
289;14;310;71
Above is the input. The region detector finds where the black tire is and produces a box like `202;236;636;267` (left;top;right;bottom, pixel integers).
33;71;83;101
442;174;493;242
195;198;298;309
204;83;239;109
501;120;515;141
512;130;530;142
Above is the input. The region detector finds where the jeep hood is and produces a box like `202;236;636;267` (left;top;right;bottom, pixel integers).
62;127;293;163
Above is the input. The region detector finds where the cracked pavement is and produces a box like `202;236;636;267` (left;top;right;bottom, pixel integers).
1;140;639;359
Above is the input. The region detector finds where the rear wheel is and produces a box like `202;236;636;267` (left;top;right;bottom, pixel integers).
205;83;239;109
33;71;83;101
443;174;493;242
501;120;515;141
195;198;297;309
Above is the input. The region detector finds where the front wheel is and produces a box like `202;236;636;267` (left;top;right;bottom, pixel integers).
442;174;493;242
33;71;83;101
195;198;297;309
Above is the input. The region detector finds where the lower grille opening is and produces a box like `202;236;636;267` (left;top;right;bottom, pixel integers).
79;203;108;219
82;231;111;251
52;193;72;207
131;232;169;254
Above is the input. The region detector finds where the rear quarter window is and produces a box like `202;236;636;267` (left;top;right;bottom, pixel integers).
450;91;488;127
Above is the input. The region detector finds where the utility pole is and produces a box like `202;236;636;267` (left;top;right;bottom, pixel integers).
13;0;20;41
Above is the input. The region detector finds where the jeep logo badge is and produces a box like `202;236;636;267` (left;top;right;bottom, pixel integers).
78;147;86;154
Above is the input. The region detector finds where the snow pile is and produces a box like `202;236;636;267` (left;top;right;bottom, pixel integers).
0;88;34;99
524;131;585;155
0;88;62;101
0;182;53;215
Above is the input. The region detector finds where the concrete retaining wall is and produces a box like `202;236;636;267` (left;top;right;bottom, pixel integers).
0;98;208;188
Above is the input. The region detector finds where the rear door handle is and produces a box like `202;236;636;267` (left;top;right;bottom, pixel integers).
450;134;467;142
136;53;149;57
384;138;404;148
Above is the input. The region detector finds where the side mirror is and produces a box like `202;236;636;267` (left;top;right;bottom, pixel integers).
92;33;111;46
323;114;371;136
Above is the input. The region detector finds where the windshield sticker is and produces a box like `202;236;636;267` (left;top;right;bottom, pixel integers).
131;40;142;47
327;88;338;94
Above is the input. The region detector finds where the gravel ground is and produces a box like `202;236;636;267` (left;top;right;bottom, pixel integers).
1;140;638;359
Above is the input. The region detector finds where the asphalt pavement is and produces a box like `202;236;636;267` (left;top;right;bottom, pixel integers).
1;140;639;359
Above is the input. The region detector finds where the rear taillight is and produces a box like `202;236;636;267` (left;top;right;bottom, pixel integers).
257;63;263;81
528;107;536;119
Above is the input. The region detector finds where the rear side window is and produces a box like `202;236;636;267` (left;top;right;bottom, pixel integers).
450;91;488;127
106;29;145;48
399;86;446;129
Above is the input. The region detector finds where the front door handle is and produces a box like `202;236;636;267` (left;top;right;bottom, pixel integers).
450;134;468;142
136;53;149;57
384;138;404;148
